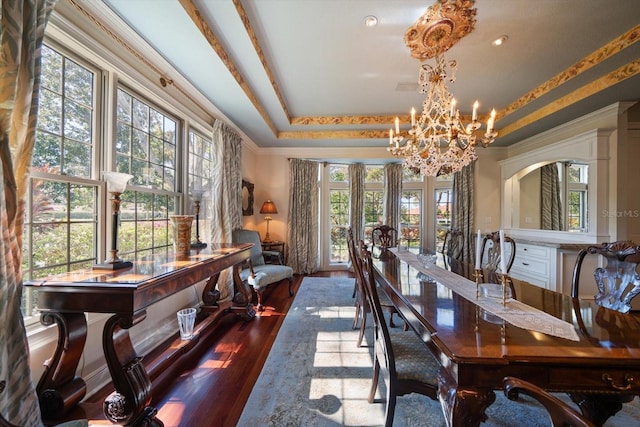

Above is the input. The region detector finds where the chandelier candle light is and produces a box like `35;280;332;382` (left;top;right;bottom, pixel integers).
388;55;497;176
94;171;133;270
260;200;278;243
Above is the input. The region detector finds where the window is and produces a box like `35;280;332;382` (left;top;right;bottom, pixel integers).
566;163;588;232
400;190;422;251
364;166;384;243
115;88;180;258
23;45;99;318
434;188;453;252
329;165;349;263
188;129;214;243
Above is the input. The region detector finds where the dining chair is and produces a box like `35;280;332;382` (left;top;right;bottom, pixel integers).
503;377;596;427
231;229;294;311
571;240;640;313
480;231;516;274
347;228;401;347
372;225;398;249
440;227;464;268
358;242;439;427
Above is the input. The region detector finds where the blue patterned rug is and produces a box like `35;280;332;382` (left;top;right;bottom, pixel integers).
236;277;640;426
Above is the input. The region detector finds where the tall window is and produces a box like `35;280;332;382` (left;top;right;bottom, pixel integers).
363;166;384;243
188;129;214;243
400;168;423;251
23;45;99;318
434;173;453;251
115;88;179;258
329;165;349;263
566;163;588;232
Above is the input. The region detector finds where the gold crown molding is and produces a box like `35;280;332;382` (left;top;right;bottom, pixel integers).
234;0;291;122
178;0;278;136
404;0;477;61
291;115;405;126
65;0;214;123
500;58;640;138
279;130;390;140
502;25;640;121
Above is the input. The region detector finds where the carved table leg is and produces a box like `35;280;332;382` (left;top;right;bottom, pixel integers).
201;272;221;307
569;393;634;426
36;312;87;421
437;369;496;427
230;263;256;320
102;311;163;427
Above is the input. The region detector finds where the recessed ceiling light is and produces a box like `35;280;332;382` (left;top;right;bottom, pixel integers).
492;35;508;46
364;15;378;27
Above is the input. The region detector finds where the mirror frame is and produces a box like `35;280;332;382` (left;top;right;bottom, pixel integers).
242;179;254;216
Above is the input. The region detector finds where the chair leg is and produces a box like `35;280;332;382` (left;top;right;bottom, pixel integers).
388;312;396;328
256;289;265;311
287;277;294;296
353;302;361;330
384;388;397;427
357;311;367;347
369;358;380;404
352;282;357;298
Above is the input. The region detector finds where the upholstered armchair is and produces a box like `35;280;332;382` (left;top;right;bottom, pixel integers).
232;229;294;311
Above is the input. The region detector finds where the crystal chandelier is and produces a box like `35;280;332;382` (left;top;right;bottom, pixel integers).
387;0;498;176
388;54;497;176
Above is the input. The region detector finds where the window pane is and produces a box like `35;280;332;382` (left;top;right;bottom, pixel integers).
400;190;422;250
364;190;383;243
329;166;348;183
330;190;349;263
365;166;384;183
117;88;178;192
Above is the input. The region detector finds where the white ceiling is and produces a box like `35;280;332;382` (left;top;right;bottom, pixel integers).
74;1;640;149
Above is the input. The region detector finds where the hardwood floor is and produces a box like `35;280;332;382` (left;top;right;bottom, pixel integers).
64;271;353;427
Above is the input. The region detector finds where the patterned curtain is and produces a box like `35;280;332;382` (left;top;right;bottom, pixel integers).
452;161;475;264
0;1;57;425
287;159;319;274
348;163;365;245
541;163;563;230
383;163;402;232
210;120;242;301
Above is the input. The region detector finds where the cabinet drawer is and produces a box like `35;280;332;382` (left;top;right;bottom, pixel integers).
510;268;550;289
512;256;549;276
517;244;551;259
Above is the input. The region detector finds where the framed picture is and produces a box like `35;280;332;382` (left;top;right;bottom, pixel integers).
242;179;254;216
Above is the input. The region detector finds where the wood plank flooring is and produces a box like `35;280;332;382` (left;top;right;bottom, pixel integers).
64;271;352;427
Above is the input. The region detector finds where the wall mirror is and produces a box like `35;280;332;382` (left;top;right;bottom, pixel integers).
242;180;254;216
517;161;589;232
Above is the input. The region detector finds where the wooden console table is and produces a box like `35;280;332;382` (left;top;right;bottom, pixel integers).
25;243;253;426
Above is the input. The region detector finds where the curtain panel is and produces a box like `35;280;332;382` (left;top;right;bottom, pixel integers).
383;163;402;232
287;159;319;274
209;120;243;302
0;0;58;425
452;161;475;264
540;163;563;231
348;163;365;245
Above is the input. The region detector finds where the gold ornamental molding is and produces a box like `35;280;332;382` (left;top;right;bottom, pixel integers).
404;0;477;61
501;24;640;122
499;58;640;138
279;130;390;140
178;0;279;136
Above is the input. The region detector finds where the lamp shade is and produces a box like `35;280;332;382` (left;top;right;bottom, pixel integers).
260;200;278;215
103;171;133;193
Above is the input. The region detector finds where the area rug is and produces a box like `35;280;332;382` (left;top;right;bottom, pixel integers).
236;276;640;426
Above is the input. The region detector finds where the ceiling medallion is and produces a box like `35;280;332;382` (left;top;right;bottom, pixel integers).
404;0;477;60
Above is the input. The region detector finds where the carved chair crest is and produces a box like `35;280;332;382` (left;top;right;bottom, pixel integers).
572;241;640;313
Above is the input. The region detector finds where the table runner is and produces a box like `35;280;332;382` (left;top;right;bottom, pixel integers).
389;248;580;341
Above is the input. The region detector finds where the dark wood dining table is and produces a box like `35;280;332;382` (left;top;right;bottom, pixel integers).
371;248;640;427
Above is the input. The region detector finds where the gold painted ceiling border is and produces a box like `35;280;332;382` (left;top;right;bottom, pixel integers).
178;0;278;136
500;58;640;138
500;24;640;122
233;0;291;122
66;0;214;123
279;130;389;140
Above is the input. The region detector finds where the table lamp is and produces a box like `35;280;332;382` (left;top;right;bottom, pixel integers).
94;171;133;270
190;189;207;249
260;200;278;243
